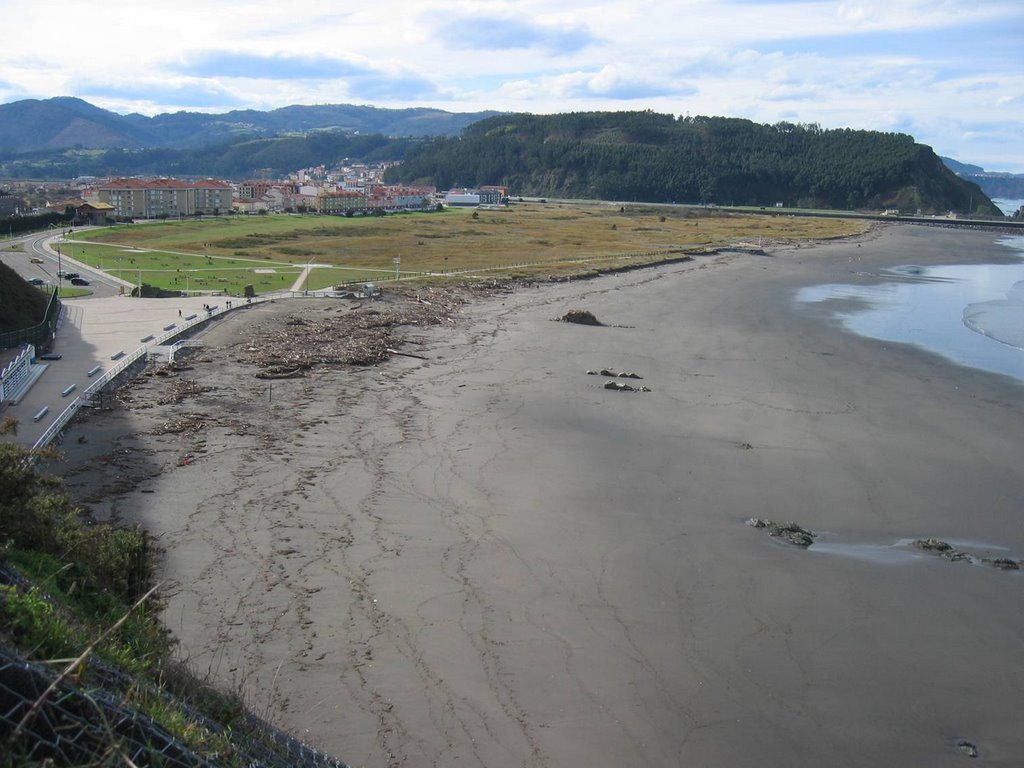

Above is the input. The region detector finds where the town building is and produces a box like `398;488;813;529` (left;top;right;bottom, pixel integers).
315;190;368;214
0;190;24;216
73;201;115;226
94;178;233;218
445;188;503;207
361;185;434;211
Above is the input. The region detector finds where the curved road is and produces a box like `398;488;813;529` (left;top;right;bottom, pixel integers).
18;229;129;298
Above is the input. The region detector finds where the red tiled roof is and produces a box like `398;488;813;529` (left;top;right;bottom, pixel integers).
98;177;231;190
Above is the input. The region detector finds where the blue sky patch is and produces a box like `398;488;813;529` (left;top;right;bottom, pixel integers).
436;16;596;53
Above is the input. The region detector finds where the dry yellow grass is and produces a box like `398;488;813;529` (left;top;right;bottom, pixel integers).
81;202;869;280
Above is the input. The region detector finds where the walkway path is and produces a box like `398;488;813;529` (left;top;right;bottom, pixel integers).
3;293;267;448
1;232;286;448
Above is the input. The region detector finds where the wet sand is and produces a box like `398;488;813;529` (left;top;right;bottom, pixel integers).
57;223;1024;767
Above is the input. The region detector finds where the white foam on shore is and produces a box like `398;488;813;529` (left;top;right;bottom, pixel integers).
963;291;1024;351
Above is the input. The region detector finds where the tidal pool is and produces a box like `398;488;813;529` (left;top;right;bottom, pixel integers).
796;236;1024;384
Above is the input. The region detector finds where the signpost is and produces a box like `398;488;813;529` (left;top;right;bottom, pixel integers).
393;256;401;282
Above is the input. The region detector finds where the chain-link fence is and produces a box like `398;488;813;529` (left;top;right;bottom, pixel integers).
1;564;350;767
0;646;351;768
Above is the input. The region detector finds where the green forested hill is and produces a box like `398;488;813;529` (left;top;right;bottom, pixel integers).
388;111;1000;215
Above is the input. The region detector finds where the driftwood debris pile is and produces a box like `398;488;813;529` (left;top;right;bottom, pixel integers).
234;290;467;372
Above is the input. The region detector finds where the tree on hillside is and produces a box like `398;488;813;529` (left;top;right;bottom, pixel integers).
386;112;1000;215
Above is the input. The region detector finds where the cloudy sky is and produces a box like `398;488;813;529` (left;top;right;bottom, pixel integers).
2;0;1022;172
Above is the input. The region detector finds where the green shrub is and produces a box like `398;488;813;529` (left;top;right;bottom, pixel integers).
0;584;82;659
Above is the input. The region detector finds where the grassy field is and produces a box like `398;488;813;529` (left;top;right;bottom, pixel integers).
68;203;868;295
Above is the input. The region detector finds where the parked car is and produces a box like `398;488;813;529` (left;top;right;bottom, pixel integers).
58;271;79;279
38;352;62;361
28;277;46;286
70;277;90;286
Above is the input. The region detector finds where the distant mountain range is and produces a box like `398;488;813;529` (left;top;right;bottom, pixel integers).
0;98;1009;216
0;97;500;153
941;157;1024;200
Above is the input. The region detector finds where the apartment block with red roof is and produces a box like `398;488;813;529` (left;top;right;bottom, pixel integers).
96;178;233;218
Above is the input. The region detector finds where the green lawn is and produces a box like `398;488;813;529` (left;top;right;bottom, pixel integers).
57;286;91;298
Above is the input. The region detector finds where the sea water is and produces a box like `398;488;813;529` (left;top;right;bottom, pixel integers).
992;198;1024;217
796;236;1024;385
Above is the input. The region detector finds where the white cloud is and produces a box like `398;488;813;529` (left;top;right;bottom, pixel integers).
0;0;1021;170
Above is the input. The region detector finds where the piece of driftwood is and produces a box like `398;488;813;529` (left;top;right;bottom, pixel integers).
386;348;429;360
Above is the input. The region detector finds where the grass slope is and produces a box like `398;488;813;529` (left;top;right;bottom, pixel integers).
0;261;49;334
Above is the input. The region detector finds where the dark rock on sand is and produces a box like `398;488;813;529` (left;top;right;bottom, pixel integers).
747;518;816;547
942;551;972;563
603;380;651;393
913;538;952;552
561;309;602;325
957;739;979;758
589;369;644;379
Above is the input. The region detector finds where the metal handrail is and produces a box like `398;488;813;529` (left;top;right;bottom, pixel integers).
31;397;81;451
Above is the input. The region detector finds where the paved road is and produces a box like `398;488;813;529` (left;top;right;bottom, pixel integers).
12;229;131;298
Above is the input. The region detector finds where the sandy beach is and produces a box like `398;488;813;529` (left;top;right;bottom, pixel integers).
54;223;1024;767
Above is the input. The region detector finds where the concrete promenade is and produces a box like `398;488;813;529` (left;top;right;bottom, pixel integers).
3;294;262;448
1;231;288;448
